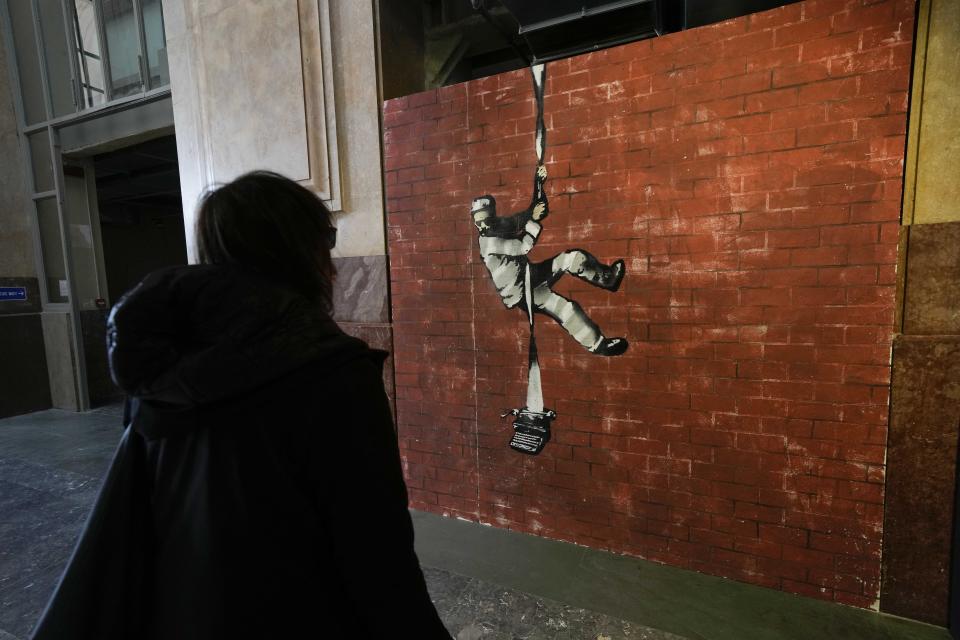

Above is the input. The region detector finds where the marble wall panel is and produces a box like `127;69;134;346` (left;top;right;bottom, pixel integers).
332;255;389;324
0;30;37;279
327;0;386;259
903;222;960;335
881;335;960;624
164;0;388;260
197;0;310;184
904;0;960;225
40;313;79;412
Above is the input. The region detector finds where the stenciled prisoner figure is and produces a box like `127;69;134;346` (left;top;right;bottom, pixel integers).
471;164;628;356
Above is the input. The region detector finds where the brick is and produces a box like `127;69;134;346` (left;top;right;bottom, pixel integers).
720;71;772;97
798;78;859;104
773;61;831;88
832;3;896;34
856;114;906;139
771;104;828;130
821;224;879;245
723;30;775;58
746;45;803;73
797;121;855;146
791;246;848;267
749;4;803;30
632;90;675;113
741;286;792;308
850;200;900;223
818;266;878;285
745;88;799;113
793;281;844;306
389;1;909;607
827;96;888;120
775;17;832;47
801;33;862;62
760;524;808;547
768;228;820;248
744;130;797;153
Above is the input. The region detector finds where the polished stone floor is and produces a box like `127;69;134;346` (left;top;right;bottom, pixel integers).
0;407;951;640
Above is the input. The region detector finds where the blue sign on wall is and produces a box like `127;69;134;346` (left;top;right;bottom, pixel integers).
0;287;27;301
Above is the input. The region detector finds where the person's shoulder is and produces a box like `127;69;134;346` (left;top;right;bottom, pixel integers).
200;350;388;438
286;349;388;397
267;351;392;445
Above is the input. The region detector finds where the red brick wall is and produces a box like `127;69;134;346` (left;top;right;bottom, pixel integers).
384;0;914;608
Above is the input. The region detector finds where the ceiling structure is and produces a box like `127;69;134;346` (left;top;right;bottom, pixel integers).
90;135;182;225
379;0;800;98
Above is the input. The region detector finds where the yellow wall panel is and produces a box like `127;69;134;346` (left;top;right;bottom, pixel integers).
904;0;960;225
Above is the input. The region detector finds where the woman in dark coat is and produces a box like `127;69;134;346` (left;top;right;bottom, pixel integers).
31;171;453;639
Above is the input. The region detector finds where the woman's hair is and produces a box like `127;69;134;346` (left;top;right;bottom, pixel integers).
196;171;336;310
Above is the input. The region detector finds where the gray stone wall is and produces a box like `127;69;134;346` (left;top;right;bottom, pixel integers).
0;32;51;417
881;221;960;625
0;26;36;278
164;0;395;403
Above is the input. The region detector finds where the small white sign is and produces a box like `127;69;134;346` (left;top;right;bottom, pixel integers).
58;279;69;298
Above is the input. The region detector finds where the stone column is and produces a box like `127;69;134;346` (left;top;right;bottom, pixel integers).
0;38;52;417
163;0;393;399
880;0;960;625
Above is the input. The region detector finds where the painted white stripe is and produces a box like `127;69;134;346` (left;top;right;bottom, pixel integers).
481;237;523;255
543;296;564;315
532;63;545;87
526;359;543;412
524;264;534;322
565;315;586;334
490;261;512;281
558;302;576;323
573;323;597;345
558;251;579;272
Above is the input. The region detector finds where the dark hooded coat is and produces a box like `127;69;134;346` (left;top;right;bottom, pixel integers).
30;264;452;640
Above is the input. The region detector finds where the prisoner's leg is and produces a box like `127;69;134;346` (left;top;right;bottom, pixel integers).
550;250;625;292
532;286;628;356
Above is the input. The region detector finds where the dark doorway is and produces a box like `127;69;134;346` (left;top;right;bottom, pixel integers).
95;135;186;305
75;134;186;407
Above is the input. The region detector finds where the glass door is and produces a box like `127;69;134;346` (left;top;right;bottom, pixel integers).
63;159;118;406
1;0;175;411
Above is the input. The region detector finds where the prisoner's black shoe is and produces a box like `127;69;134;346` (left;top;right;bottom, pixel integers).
605;259;626;292
592;337;629;356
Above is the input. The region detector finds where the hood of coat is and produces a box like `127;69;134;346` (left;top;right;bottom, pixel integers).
107;264;372;414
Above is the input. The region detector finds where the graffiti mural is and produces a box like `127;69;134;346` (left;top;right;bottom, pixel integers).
470;64;629;455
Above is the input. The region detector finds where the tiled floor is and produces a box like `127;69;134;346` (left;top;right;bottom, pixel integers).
0;406;122;640
413;509;952;640
425;567;684;639
0;407;951;640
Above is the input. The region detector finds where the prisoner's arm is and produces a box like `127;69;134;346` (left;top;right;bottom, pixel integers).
520;217;542;253
480;216;541;255
498;206;543;253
